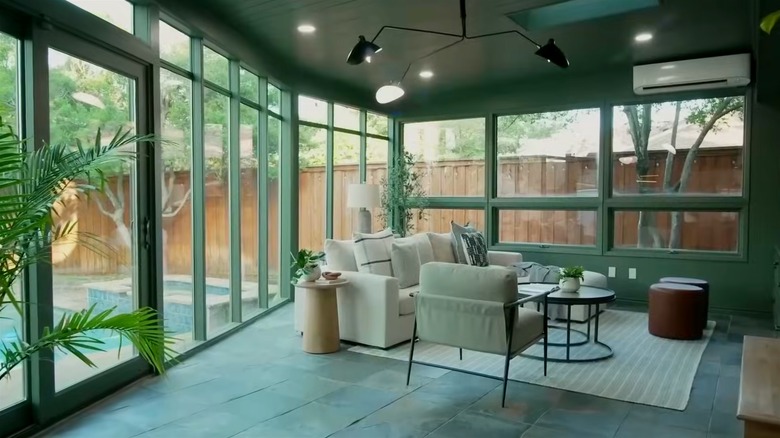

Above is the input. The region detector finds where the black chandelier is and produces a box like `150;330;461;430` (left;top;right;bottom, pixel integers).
347;0;569;104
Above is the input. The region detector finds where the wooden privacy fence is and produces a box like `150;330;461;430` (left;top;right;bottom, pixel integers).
55;147;742;276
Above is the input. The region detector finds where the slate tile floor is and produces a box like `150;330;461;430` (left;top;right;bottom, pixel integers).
39;303;776;438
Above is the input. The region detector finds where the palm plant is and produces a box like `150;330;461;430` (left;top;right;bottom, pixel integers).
0;119;174;381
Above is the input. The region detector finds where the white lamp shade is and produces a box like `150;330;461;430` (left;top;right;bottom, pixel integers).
347;184;380;208
375;84;404;104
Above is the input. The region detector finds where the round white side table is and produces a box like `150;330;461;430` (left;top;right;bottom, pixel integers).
296;279;349;354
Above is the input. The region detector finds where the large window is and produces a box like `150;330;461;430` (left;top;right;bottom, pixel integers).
64;0;134;33
159;21;190;70
298;125;326;251
403;118;486;197
412;209;484;234
203;46;228;89
298;95;327;125
612;97;745;196
333;132;360;240
499;210;597;246
240;104;261;319
0;31;22;412
614;210;739;253
497;109;599;197
268;115;282;306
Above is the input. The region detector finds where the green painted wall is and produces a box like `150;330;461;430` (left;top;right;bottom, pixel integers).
390;10;780;315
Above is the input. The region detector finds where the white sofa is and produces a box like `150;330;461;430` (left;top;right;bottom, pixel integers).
294;233;522;348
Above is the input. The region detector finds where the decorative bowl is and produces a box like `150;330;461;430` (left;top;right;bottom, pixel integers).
321;271;342;281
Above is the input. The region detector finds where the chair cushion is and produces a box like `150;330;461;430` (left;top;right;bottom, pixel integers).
353;228;394;276
399;285;418;316
450;221;477;264
324;239;357;272
391;240;421;288
427;232;456;263
460;232;489;267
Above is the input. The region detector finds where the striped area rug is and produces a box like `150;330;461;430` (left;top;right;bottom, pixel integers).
349;310;714;410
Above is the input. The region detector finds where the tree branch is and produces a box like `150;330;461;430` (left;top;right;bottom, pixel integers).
162;187;191;218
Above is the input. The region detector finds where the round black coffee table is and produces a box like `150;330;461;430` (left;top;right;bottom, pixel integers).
517;283;616;363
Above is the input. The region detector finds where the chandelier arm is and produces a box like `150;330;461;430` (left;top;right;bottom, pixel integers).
399;38;464;82
466;30;541;48
370;25;463;44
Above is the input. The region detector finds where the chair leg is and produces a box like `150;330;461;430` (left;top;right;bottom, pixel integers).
502;350;511;408
503;311;516;408
406;321;417;386
459;348;462;361
543;328;548;377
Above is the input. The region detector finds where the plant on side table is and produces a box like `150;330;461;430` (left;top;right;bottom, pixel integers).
560;266;585;293
0;122;175;382
291;249;325;283
378;151;428;237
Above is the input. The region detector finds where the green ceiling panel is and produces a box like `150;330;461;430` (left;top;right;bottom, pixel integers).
508;0;660;31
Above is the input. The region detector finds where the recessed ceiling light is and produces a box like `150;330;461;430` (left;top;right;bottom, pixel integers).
297;24;316;34
419;70;434;79
634;32;653;42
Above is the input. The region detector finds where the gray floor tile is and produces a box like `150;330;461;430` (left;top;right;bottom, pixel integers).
712;376;740;414
354;391;464;434
616;418;708;438
208;387;308;422
626;404;711;432
233;401;363;438
329;422;429;438
534;405;628;437
413;370;500;408
464;384;553;425
265;373;347;402
357;368;432;393
427;410;530;438
135;409;258;438
521;425;606;438
37;414;146;438
96;392;213;431
316;384;404;416
708;412;743;436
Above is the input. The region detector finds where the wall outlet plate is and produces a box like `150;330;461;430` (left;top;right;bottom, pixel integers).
628;268;637;280
608;267;616;278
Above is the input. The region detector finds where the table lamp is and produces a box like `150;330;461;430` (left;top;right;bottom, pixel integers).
347;183;380;233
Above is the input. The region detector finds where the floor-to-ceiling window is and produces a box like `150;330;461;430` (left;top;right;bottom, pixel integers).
239;68;261;319
298;95;327;252
267;92;282;305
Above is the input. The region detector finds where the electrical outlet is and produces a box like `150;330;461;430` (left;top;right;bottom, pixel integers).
628;268;637;280
608;267;616;278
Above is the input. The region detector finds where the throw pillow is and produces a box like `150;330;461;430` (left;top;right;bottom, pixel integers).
426;232;457;263
324;239;358;272
411;233;435;265
391;240;422;288
353;228;394;276
451;221;478;264
460;232;489;267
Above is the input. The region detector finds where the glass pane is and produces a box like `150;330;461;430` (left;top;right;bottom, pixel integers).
160;21;190;71
268;84;281;114
367;112;388;136
333;132;360;240
497;109;599;197
203;88;231;337
298;125;326;252
268;116;282;304
614;210;738;252
298;95;327;124
160;69;194;350
498;210;597;246
410;209;484;235
366;138;388;232
203;46;229;89
49;49;138;390
240;104;261;319
65;0;133;33
334;104;359;131
240;68;259;103
612;97;745;196
0;33;22;410
403;118;486;197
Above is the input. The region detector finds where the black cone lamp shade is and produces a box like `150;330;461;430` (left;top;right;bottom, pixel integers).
347;35;382;65
535;39;569;69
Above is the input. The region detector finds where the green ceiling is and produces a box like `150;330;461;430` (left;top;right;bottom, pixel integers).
179;0;751;110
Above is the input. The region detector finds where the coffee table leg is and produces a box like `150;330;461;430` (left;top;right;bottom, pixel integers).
587;305;592;340
303;287;340;354
566;305;571;361
595;305;600;343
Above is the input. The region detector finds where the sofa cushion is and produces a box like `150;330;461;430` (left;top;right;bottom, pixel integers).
391;240;421;288
451;221;478;264
460;232;489;267
324;239;358;272
399;285;419;316
397;234;435;266
427;232;456;263
353;228;394;276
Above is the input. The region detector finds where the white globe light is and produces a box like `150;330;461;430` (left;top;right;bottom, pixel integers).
375;84;405;104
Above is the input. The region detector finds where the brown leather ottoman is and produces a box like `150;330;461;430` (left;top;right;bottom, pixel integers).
648;283;705;340
660;277;709;330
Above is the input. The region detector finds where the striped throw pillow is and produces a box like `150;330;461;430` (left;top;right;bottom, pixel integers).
353;228;394;276
461;232;489;267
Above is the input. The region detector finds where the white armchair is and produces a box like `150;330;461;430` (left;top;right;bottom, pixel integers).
294;236;523;349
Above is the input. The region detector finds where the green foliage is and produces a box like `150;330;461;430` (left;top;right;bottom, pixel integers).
761;10;780;34
379;152;428;237
290;249;325;284
0;122;175;381
560;266;585;280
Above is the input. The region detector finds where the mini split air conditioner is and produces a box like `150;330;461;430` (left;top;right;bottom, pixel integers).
633;54;751;95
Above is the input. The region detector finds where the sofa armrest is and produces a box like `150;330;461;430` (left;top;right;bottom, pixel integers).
337;272;401;347
488;250;522;267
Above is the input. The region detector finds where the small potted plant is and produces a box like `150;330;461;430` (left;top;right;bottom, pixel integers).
559;266;585;293
290;249;325;284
